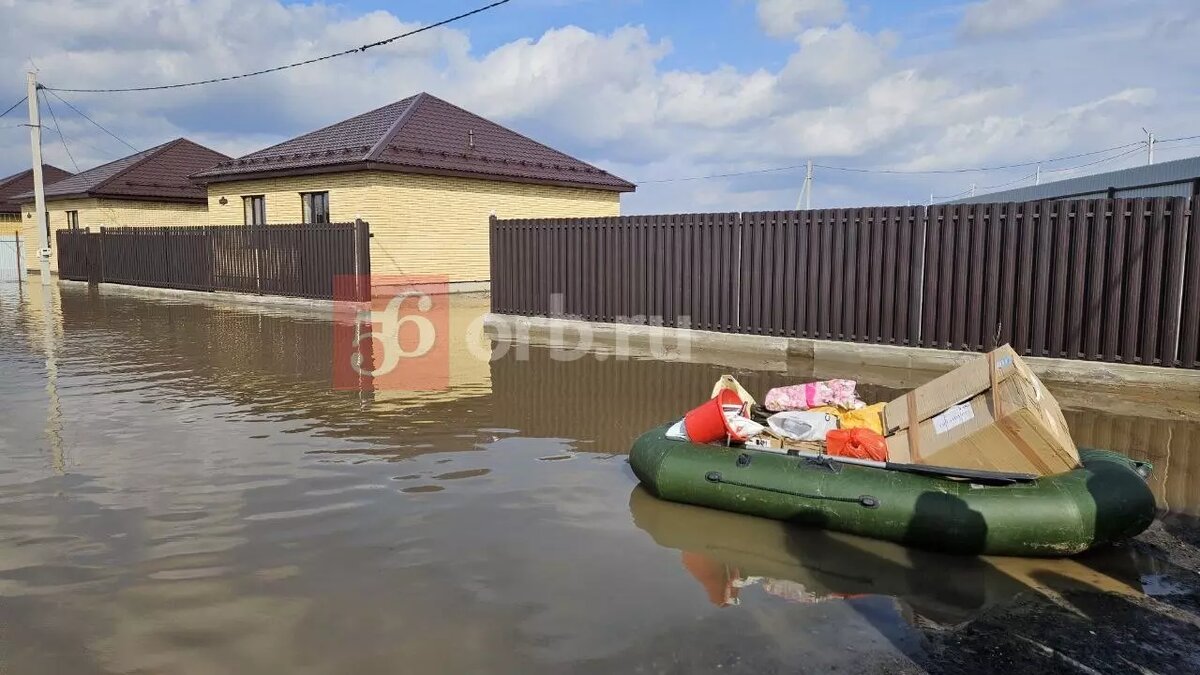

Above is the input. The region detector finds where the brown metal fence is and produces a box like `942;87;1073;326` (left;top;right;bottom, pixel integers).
491;197;1200;368
56;221;372;301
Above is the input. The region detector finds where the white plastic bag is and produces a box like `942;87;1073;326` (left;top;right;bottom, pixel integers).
724;410;765;439
665;419;689;440
766;411;838;441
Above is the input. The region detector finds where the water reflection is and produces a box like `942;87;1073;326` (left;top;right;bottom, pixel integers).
0;282;1195;673
630;486;1147;626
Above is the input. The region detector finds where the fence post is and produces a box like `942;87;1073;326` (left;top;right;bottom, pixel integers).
162;226;171;287
97;227;106;285
206;226;215;290
353;219;371;302
489;215;497;312
13;229;21;283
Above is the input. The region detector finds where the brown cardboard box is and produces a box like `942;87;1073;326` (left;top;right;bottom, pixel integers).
744;430;825;455
883;345;1081;476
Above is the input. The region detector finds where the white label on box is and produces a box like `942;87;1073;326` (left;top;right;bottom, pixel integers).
933;402;975;434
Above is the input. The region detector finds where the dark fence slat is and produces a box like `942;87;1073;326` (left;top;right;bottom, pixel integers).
1103;200;1129;361
1160;198;1189;367
1180;198;1200;368
1140;198;1168;365
1122;200;1148;362
1065;201;1091;359
920;206;942;348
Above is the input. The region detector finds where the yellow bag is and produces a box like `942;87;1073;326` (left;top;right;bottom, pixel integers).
711;375;757;408
808;402;886;435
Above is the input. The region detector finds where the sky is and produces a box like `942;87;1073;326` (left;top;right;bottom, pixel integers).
0;0;1198;213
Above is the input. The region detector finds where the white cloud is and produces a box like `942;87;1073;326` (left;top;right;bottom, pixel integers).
960;0;1069;36
0;0;1193;212
756;0;847;38
780;24;896;95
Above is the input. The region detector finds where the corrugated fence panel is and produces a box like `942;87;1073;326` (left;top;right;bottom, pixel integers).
489;198;1199;367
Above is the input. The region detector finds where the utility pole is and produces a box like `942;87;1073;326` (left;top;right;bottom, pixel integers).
796;160;813;210
969;183;977;198
1035;164;1041;186
26;71;50;285
1143;127;1155;166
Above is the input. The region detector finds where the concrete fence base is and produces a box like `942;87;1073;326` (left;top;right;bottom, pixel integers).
483;313;1200;390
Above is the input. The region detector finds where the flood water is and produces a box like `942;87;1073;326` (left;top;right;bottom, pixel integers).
0;282;1198;673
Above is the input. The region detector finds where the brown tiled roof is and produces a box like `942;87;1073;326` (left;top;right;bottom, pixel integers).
14;139;230;204
193;93;635;192
0;165;74;213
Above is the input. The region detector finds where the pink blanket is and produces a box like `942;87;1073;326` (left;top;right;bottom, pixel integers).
763;379;865;412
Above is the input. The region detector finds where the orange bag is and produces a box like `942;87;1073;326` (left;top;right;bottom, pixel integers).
826;428;888;462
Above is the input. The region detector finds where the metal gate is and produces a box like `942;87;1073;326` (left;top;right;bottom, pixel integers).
0;232;24;282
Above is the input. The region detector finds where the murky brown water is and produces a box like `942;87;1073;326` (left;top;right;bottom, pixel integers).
0;282;1197;673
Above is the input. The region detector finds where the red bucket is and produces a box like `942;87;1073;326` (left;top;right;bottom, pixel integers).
684;389;748;443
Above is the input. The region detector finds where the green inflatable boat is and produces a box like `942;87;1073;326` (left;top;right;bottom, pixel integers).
629;425;1157;557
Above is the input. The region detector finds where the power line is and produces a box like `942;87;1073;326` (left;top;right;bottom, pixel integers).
0;96;28;119
940;145;1146;202
44;88;138;152
636;140;1148;184
978;170;1040;191
38;90;80;173
43;0;513;93
637;162;808;184
814;141;1145;175
1042;145;1144;173
1158;134;1200;144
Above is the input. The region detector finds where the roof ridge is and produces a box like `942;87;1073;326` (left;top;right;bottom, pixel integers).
93;138;184;193
417;94;617;177
0;172;23;190
229;96;421;167
0;164;71;190
366;92;427;162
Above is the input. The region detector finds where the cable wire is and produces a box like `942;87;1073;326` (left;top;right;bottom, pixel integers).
38;90;80;172
44;89;138;152
0;96;28;120
813;141;1145;175
43;0;512;93
637;162;809;184
1157;134;1200;144
636;140;1148;184
946;145;1146;202
978;170;1040;191
1041;145;1144;174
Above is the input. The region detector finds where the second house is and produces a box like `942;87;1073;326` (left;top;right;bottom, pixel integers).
192;93;635;289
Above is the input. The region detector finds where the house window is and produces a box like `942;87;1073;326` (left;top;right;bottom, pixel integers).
243;195;266;226
66;210;79;230
301;191;329;225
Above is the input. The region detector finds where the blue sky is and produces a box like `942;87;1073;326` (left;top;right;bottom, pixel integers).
281;0;964;75
2;0;1198;212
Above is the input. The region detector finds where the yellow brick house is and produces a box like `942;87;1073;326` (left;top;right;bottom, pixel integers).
192;93;634;288
15;139;230;271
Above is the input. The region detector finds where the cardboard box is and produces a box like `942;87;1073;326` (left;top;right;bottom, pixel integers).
744;430;825;455
883;345;1080;476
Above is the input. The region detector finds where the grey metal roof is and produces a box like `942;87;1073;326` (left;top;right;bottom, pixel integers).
955;154;1200;203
